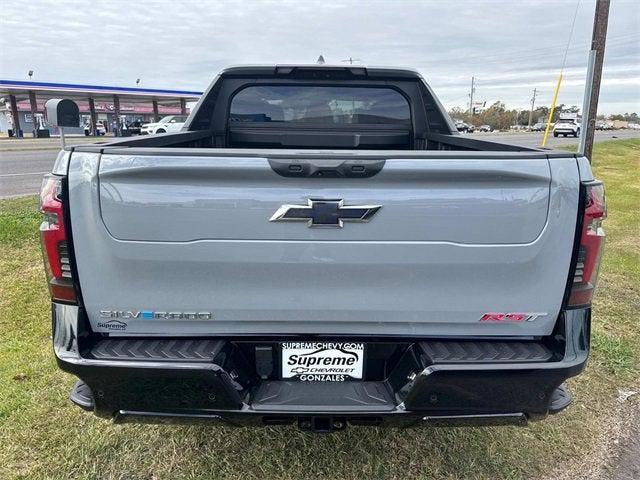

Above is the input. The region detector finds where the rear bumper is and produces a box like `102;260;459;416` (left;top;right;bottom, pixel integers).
53;304;590;429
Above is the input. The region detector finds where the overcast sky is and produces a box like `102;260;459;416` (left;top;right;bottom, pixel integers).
1;0;638;114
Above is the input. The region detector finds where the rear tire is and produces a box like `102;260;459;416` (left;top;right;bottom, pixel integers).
553;132;558;138
155;129;166;134
563;134;567;137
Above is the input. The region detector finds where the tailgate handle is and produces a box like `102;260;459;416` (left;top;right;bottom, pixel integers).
268;159;385;178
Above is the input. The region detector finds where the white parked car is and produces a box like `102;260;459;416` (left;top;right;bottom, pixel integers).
553;120;580;138
141;115;188;135
83;121;106;136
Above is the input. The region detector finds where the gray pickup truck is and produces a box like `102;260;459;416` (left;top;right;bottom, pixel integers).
41;65;605;432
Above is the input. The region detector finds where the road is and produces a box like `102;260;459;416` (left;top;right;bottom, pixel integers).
476;128;639;148
0;150;59;198
0;136;113;199
1;130;639;199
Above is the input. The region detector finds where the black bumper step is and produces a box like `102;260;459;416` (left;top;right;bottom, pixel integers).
251;381;396;412
421;340;553;364
70;380;94;411
549;384;572;413
89;338;225;362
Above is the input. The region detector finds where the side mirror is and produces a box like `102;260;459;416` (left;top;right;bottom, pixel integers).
44;99;80;127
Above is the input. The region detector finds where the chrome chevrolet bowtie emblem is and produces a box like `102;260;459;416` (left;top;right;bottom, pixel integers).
269;199;381;228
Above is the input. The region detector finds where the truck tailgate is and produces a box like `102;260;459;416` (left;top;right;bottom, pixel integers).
68;150;580;337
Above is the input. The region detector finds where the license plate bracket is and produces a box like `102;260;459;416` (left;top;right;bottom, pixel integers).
281;341;365;381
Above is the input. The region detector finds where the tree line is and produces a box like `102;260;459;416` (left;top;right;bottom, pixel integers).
449;101;639;130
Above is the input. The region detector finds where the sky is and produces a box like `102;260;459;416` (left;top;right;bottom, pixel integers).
1;0;638;115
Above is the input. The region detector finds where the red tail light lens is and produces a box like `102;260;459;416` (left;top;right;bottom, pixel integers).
40;175;76;303
568;181;606;308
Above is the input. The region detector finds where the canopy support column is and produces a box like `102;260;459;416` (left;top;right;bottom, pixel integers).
113;95;121;137
152;100;159;122
88;98;98;136
9;94;21;138
28;91;38;137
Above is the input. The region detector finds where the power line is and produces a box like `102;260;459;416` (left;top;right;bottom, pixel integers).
459;36;637;68
471;31;637;64
542;0;583;146
562;0;584;71
429;32;638;69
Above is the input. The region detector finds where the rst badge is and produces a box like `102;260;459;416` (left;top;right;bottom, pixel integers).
282;342;365;381
270;199;381;228
480;312;547;322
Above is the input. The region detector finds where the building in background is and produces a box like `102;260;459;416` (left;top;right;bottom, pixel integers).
0;80;201;137
609;119;629;129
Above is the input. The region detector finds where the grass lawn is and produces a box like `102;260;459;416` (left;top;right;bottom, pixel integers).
1;139;638;480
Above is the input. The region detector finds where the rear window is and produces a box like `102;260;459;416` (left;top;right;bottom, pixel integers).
229;86;410;126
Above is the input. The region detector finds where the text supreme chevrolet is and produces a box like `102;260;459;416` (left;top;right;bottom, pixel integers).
42;65;605;432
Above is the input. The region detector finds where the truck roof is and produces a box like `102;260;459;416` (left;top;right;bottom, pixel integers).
218;64;424;79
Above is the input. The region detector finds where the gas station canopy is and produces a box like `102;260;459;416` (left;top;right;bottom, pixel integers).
0;79;202;104
0;79;202;137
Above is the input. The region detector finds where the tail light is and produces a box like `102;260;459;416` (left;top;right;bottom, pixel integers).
40;175;77;303
567;181;606;308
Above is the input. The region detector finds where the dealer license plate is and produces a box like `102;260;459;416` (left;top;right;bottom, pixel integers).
281;341;364;381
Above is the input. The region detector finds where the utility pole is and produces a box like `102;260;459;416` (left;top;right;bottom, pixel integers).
583;0;610;161
528;88;538;130
468;76;475;116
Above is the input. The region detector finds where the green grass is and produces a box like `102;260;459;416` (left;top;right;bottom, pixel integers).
1;140;639;480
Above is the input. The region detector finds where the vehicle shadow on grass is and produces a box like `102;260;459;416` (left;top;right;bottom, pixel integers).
78;400;598;480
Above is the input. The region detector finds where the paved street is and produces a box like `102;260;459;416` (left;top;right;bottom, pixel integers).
0;136;113;198
1;130;639;199
479;128;639;148
0;150;59;198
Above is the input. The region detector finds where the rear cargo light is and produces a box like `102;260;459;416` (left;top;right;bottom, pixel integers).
567;181;606;308
40;175;77;303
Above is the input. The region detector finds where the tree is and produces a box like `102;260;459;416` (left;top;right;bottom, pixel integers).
610;112;639;122
448;100;637;131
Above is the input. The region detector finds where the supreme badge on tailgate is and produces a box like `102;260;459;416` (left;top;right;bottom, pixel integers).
282;342;364;381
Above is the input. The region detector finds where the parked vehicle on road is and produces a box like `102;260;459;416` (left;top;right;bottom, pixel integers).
531;122;546;132
478;124;491;132
126;120;143;135
454;120;473;133
43;65;605;432
553;120;580;137
83;121;106;136
554;113;581;138
140;115;187;135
